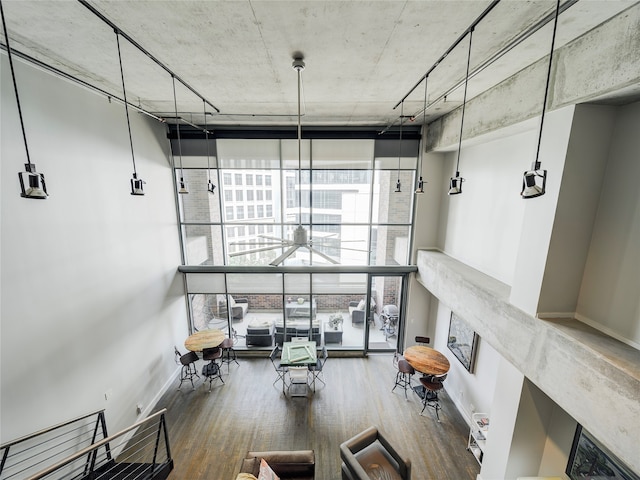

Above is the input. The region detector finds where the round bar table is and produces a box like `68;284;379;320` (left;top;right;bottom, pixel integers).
184;329;225;352
403;345;450;376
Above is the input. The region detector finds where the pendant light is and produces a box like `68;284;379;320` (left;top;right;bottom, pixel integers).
2;0;48;199
415;75;429;195
203;100;216;194
521;0;560;199
448;28;474;196
114;29;145;196
172;75;188;194
395;102;404;193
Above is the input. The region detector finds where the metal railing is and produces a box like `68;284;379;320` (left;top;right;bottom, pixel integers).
1;410;172;480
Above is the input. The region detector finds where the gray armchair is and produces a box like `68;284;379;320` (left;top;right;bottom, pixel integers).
340;426;411;480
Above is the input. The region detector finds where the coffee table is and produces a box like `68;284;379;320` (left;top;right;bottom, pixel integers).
324;322;343;344
285;300;317;319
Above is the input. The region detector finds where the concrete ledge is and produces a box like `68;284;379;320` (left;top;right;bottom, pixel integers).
415;249;640;473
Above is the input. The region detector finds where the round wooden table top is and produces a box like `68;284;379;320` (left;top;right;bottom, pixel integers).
184;329;225;352
403;345;450;376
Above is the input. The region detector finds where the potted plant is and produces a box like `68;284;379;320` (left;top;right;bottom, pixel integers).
329;312;344;330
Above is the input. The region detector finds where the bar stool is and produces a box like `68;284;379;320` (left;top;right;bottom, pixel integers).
202;347;224;392
220;337;239;373
419;374;447;421
174;346;200;390
392;358;415;399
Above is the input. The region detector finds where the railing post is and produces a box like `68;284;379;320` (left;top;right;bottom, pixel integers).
1;446;10;475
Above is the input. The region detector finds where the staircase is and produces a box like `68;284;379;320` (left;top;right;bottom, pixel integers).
0;409;172;480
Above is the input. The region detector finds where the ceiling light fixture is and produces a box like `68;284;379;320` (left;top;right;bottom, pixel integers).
114;29;145;196
172;75;188;194
2;0;48;199
521;0;560;199
203;100;215;194
395;102;404;193
415;76;429;195
448;28;474;196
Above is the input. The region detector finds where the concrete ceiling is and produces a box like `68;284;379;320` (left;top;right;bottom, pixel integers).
1;0;637;128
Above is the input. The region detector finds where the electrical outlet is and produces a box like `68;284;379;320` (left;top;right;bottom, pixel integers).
104;389;113;401
136;403;143;414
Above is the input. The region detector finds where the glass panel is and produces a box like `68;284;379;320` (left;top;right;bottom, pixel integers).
189;294;230;333
182;224;224;266
311;169;372;224
217;138;281;168
176;169;221;223
227;273;283;294
312;139;374;168
371;170;414;224
186;273;226;293
283;170;310;224
281;139;310;170
370;225;411;266
312;225;370;266
367;276;403;351
226;224;283;266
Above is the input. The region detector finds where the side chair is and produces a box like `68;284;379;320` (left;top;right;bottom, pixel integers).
309;345;328;392
269;346;289;391
392;358;415;400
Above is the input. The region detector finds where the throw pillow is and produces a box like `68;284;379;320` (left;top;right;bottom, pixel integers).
257;458;280;480
236;474;258;480
357;299;365;310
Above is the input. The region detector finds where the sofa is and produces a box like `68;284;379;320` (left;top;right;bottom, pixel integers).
245;321;274;347
217;295;249;320
238;450;315;480
340;426;411;480
274;319;321;345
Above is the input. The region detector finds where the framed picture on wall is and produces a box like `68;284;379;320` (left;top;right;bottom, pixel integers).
447;312;479;373
566;424;639;480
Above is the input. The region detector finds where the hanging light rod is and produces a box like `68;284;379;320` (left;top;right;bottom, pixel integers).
77;0;219;114
0;44;166;125
393;0;500;110
384;0;579;136
162;116;214;135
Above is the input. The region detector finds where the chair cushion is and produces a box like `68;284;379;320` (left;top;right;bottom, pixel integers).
351;442;403;480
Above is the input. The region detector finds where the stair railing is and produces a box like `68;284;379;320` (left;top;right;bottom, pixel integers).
1;409;171;480
1;410;110;480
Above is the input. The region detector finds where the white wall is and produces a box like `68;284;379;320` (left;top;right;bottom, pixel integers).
576;101;640;346
438;130;531;286
1;55;187;441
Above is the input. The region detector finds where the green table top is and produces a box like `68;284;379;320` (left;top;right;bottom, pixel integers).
280;341;317;366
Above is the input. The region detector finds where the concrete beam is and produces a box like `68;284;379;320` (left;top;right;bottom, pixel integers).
427;3;640;151
416;249;640;474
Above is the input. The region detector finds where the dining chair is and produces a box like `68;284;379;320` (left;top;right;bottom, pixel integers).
309;346;328;392
202;347;224;392
392;358;415;400
174;346;200;390
419;374;447;421
269;346;289;389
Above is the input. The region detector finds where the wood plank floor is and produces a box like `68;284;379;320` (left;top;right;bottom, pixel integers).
153;353;480;480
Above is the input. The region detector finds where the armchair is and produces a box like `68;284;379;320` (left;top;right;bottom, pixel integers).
340;426;411;480
217;295;249;320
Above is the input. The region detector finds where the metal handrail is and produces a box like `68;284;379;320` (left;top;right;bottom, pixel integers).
24;409;169;480
0;410;105;451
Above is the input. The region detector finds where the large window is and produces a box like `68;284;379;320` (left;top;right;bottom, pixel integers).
176;138;417;267
175;135;418;352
